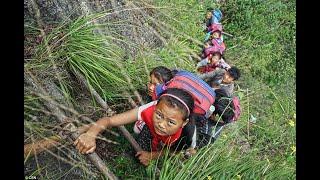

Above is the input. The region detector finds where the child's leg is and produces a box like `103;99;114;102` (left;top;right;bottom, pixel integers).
211;124;224;140
193;114;209;135
136;126;152;151
196;133;215;148
170;122;196;151
201;118;224;140
193;115;220;148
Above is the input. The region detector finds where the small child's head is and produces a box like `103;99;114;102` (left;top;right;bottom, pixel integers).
154;88;194;136
211;31;221;39
209;52;222;65
149;66;173;84
213;89;235;124
148;66;174;97
209;24;223;39
222;66;241;84
206;8;214;19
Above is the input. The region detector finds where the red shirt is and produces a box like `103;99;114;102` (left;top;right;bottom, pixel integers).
138;101;182;151
198;64;219;74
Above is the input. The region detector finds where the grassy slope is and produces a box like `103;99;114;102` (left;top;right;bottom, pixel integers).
147;0;296;179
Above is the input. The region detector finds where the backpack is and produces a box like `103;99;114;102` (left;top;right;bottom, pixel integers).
207;9;223;27
152;70;216;118
204;44;224;57
212;9;223;24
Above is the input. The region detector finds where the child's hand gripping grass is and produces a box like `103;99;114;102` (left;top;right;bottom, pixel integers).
136;151;152;166
136;151;162;166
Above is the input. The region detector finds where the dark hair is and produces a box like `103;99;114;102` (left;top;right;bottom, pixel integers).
228;66;241;80
212;52;222;58
207;7;214;12
158;88;194;120
213;89;235;124
171;69;179;77
150;66;173;83
211;30;222;35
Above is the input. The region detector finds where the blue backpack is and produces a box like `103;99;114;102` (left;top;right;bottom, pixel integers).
211;9;223;24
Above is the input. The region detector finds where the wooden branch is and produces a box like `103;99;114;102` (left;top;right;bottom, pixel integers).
24;122;119;159
25;71;118;180
24;135;61;159
28;88;119;137
123;91;138;108
24;124;92;159
222;31;234;38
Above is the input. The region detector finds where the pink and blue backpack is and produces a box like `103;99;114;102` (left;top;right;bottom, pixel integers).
151;70;216;118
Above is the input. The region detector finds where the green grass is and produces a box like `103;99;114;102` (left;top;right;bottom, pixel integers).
24;0;295;179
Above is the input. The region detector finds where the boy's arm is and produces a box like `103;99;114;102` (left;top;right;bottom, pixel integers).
198;68;224;80
86;108;139;136
219;58;231;70
196;58;209;68
221;83;234;97
74;108;139;154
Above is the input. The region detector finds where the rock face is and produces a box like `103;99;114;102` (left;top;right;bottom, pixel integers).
24;0;166;58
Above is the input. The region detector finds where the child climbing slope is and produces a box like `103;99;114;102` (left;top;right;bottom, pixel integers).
74;88;194;166
197;45;230;74
199;66;241;96
147;66;174;99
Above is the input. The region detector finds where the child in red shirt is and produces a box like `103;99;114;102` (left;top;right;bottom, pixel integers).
74;88;194;166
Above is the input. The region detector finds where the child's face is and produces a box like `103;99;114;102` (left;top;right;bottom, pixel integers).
147;74;162;97
206;12;212;19
223;71;234;84
150;73;162;85
153;100;187;136
210;53;221;64
211;31;221;39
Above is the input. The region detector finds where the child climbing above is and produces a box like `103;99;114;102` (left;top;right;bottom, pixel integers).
201;28;226;63
74;88;194;166
147;66;174;98
204;8;223;30
204;23;226;52
199;66;241;96
196;46;230;74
